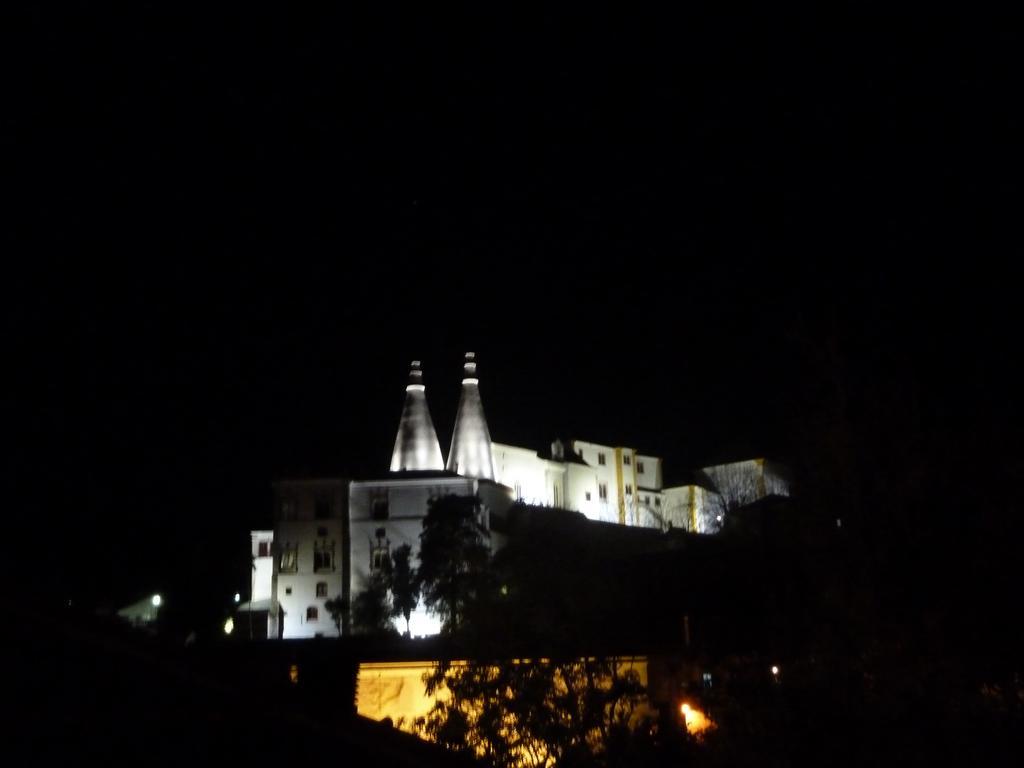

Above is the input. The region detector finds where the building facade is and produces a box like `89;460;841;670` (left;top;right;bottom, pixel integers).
249;353;788;639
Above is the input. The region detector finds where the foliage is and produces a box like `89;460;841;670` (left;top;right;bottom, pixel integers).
416;656;653;768
389;543;419;636
324;595;349;634
351;570;394;635
417;495;491;633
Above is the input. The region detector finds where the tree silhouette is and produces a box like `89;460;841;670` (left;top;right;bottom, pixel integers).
417;495;490;634
389;543;419;636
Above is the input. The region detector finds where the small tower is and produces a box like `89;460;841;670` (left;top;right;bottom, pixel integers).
390;361;445;472
447;352;496;480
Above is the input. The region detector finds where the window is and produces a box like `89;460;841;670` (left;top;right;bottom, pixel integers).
371;492;389;520
306;606;318;621
585;491;591;501
644;495;650;505
553;485;561;507
637;461;645;473
317;526;328;537
313;541;335;572
655;497;661;508
623;455;631;466
257;541;270;558
371;544;391;573
597;453;606;466
280;499;296;520
625;484;632;495
702;672;713;688
316;582;328;598
598;483;608;501
514;483;523;500
280;543;298;573
315;498;331;520
285;587;292;595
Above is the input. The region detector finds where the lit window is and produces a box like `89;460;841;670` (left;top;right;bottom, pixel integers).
370;529;390;573
371;545;390;573
280;543;298;573
625;484;632;495
623;455;631;466
585;491;591;501
306;606;318;621
638;461;645;473
599;483;608;501
316;582;327;598
258;541;270;558
702;672;713;688
314;541;335;572
598;453;606;466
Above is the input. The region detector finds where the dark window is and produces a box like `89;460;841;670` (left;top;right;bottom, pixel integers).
316;582;327;598
314;541;335;572
585;491;591;501
306;606;318;621
280;499;296;520
644;496;650;505
258;541;270;557
625;484;632;495
655;497;662;508
623;455;631;466
285;587;292;595
371;493;389;520
317;526;328;537
280;543;298;573
315;498;331;520
598;483;608;501
375;527;386;538
637;461;645;473
597;453;606;466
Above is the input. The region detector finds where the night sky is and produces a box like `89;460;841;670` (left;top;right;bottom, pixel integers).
9;8;1021;612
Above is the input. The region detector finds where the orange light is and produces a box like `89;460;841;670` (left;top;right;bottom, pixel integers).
679;701;713;736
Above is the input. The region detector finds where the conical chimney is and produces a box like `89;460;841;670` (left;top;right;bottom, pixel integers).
390;361;445;472
447;352;495;480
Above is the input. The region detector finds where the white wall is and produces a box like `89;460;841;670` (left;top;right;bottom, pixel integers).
350;475;500;637
271;478;348;639
250;530;274;603
635;454;663;490
275;518;345;638
492;442;566;508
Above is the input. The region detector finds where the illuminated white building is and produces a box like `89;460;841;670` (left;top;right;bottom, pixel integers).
390;361;444;472
251;353;788;639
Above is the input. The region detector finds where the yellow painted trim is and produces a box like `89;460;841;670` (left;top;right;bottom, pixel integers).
689;486;698;533
626;450;634;528
615;447;625;525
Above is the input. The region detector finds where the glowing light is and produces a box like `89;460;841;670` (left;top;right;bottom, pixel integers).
715;515;723;522
151;594;162;607
679;701;713;735
234;593;241;603
223;617;234;635
771;665;780;676
289;664;299;684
